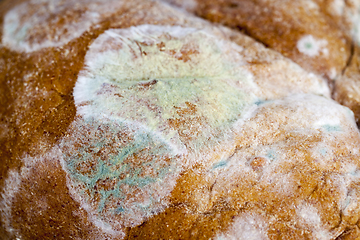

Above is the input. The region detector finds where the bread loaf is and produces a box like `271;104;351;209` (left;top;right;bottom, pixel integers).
1;0;360;239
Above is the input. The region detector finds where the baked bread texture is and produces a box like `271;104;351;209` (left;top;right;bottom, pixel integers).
1;0;360;239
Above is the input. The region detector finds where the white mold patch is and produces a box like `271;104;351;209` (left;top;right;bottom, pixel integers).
329;67;337;80
1;147;125;239
2;0;128;52
268;94;356;136
303;0;320;11
329;0;345;16
342;187;360;224
296;35;328;57
297;204;322;226
0;170;22;238
0;148;68;238
160;0;198;12
74;24;258;166
296;203;332;239
215;213;269;240
207;94;360;237
63;24;262;236
59;117;183;231
352;11;360;46
0;148;53;238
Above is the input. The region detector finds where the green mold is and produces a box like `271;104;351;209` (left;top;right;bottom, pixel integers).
212;160;228;170
74;25;258;154
67;25;260;227
322;124;341;132
267;150;276;161
60;117;181;221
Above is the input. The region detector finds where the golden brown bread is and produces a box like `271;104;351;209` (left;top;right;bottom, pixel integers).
334;45;360;124
1;0;360;239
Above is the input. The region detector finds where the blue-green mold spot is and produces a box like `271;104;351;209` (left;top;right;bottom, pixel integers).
319;148;327;157
60;117;181;226
267;149;276;161
322;124;341;132
254;99;267;106
212;160;228;170
305;42;313;49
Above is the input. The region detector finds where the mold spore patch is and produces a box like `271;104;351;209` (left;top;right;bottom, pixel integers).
59;117;183;231
324;0;360;46
329;0;345;16
296;203;333;239
0;170;21;238
74;25;258;165
215;213;269;240
296;35;328;57
205;94;360;236
349;3;360;45
0;148;49;239
160;0;198;12
2;0;129;52
1;147;115;240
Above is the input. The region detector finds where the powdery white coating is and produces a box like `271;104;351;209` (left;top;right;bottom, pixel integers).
342;187;360;224
329;67;337;80
1;147;120;239
265;95;355;136
54;145;124;239
297;35;328;57
74;24;258;167
303;0;320;11
0;149;51;239
0;170;21;238
332;164;360;225
230;93;358;171
211;142;300;201
0;148;111;240
341;0;360;45
206;94;360;238
352;13;360;45
59;117;183;233
297;204;321;226
2;0;128;52
296;204;332;240
215;213;269;240
160;0;198;12
329;0;345;15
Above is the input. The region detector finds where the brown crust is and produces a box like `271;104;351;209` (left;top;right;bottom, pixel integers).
193;0;352;80
334;45;360;125
10;153;112;240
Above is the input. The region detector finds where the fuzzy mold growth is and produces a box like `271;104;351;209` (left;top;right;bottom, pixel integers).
65;24;260;232
2;0;128;52
59;117;183;230
296;35;328;57
74;25;258;162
